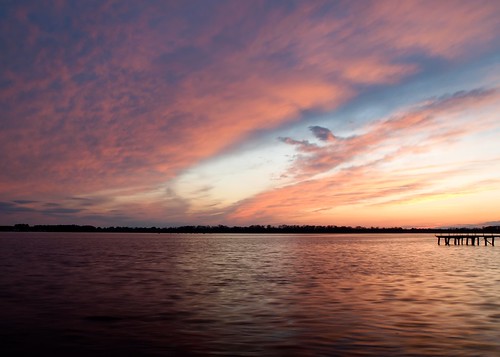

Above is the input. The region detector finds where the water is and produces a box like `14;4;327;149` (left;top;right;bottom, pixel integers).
0;232;499;356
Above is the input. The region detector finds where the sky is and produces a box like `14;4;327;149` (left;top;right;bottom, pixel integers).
1;0;500;228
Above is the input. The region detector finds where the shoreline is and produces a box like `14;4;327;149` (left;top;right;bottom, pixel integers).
1;224;499;235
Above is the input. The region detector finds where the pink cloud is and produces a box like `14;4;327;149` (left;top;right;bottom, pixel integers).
0;1;499;224
227;88;500;226
366;0;500;59
278;88;499;178
227;159;500;227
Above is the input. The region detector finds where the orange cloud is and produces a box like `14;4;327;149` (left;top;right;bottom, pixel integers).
228;158;500;228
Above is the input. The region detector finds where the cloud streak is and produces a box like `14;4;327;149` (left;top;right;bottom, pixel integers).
279;88;500;178
227;88;500;226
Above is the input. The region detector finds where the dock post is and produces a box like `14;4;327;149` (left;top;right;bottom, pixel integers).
435;233;497;247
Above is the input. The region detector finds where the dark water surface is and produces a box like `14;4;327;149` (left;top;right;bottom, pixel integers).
1;233;499;356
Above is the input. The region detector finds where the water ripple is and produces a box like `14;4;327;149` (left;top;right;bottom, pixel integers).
0;232;499;356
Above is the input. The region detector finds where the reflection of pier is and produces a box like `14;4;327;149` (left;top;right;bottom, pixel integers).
436;233;497;246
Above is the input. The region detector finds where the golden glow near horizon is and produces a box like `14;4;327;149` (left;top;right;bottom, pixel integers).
1;1;499;227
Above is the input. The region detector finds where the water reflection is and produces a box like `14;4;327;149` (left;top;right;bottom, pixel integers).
0;233;499;355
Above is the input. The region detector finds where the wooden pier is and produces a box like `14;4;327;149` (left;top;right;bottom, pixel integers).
436;233;497;246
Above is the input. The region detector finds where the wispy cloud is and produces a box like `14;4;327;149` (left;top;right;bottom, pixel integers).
279;88;499;178
227;88;500;226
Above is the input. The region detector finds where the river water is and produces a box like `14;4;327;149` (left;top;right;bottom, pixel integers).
0;232;499;356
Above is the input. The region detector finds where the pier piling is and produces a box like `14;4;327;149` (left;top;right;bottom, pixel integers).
436;233;498;247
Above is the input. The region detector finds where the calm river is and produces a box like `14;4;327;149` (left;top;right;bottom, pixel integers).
0;233;499;356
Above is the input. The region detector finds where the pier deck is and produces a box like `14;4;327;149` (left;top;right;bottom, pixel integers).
436;233;497;246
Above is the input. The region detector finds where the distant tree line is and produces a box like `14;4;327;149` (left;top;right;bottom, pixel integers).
1;223;499;234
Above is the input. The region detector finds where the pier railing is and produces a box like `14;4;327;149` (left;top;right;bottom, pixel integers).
435;233;497;246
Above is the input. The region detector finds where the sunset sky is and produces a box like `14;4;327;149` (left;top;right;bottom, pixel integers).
1;0;499;228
